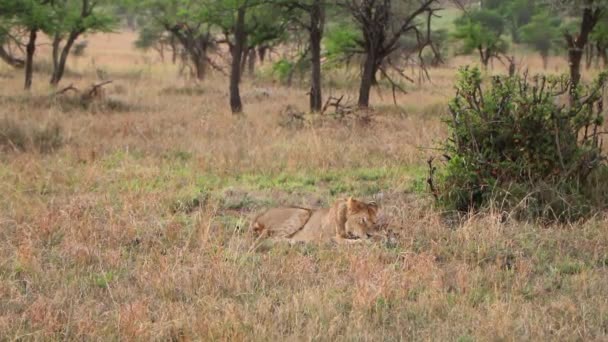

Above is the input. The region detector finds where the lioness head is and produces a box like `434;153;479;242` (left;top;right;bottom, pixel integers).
344;197;379;239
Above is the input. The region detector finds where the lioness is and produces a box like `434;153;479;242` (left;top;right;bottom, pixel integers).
251;197;379;243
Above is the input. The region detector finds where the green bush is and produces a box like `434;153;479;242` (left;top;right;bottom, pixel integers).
436;67;608;222
271;59;294;84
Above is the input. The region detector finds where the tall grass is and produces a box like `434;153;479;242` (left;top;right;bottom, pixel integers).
0;31;606;341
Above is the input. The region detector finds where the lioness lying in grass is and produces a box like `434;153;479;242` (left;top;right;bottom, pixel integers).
251;197;379;244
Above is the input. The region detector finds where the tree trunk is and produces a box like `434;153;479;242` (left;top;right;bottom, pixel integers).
247;48;256;76
192;53;206;80
569;48;584;90
0;46;24;68
481;55;490;70
478;46;489;70
258;45;267;64
157;42;165;62
541;52;549;70
566;5;601;97
52;34;62;72
50;32;80;86
240;49;247;77
170;36;178;64
585;43;594;69
601;49;608;69
358;52;376;108
230;6;247;114
508;56;516;76
309;0;324;112
191;37;208;81
24;29;38;90
371;62;380;85
127;16;136;31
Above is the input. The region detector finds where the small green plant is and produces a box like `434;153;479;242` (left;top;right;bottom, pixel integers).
93;271;115;289
272;59;293;83
435;67;608;222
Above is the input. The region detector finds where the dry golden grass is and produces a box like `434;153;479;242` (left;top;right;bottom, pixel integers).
1;32;608;341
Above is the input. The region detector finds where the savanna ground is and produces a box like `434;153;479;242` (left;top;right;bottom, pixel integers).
1;31;608;341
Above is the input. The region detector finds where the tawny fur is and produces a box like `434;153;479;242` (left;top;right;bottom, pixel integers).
251;198;378;244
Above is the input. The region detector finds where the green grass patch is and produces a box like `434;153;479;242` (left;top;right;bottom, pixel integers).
92;271;115;289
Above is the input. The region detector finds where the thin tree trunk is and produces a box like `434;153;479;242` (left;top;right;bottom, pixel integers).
258;45;267;64
50;32;79;86
52;34;62;73
481;56;490;69
601;50;608;69
192;53;206;80
127;16;136;31
569;49;583;89
507;56;516;76
190;39;207;81
230;6;246;114
247;48;256;76
170;36;178;64
585;43;594;69
157;42;165;62
541;52;548;70
370;64;379;85
309;0;324;112
239;46;249;80
51;32;80;86
358;52;376;108
24;29;38;90
566;5;601;99
478;46;489;70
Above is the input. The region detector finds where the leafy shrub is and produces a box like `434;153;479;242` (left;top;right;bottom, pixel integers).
324;25;360;65
272;59;294;84
436;67;608;222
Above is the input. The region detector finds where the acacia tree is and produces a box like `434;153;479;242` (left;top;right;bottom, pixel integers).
340;0;441;108
504;0;535;43
240;6;288;78
478;0;535;43
564;0;606;89
134;23;176;62
137;0;216;81
519;12;562;69
453;9;508;70
207;0;286;113
0;0;55;90
49;0;115;86
591;18;608;67
279;0;326;112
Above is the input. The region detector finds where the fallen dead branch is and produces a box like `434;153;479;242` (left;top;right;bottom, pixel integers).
54;80;114;105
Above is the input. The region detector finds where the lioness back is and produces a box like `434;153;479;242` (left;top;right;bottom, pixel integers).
251;197;379;243
252;207;311;238
289;208;333;242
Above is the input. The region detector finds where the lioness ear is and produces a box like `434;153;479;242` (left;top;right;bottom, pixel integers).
368;201;379;216
347;197;359;212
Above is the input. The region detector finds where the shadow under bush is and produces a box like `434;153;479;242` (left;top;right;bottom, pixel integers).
433;67;608;223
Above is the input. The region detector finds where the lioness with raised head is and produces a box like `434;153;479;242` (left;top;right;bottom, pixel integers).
251;197;379;243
